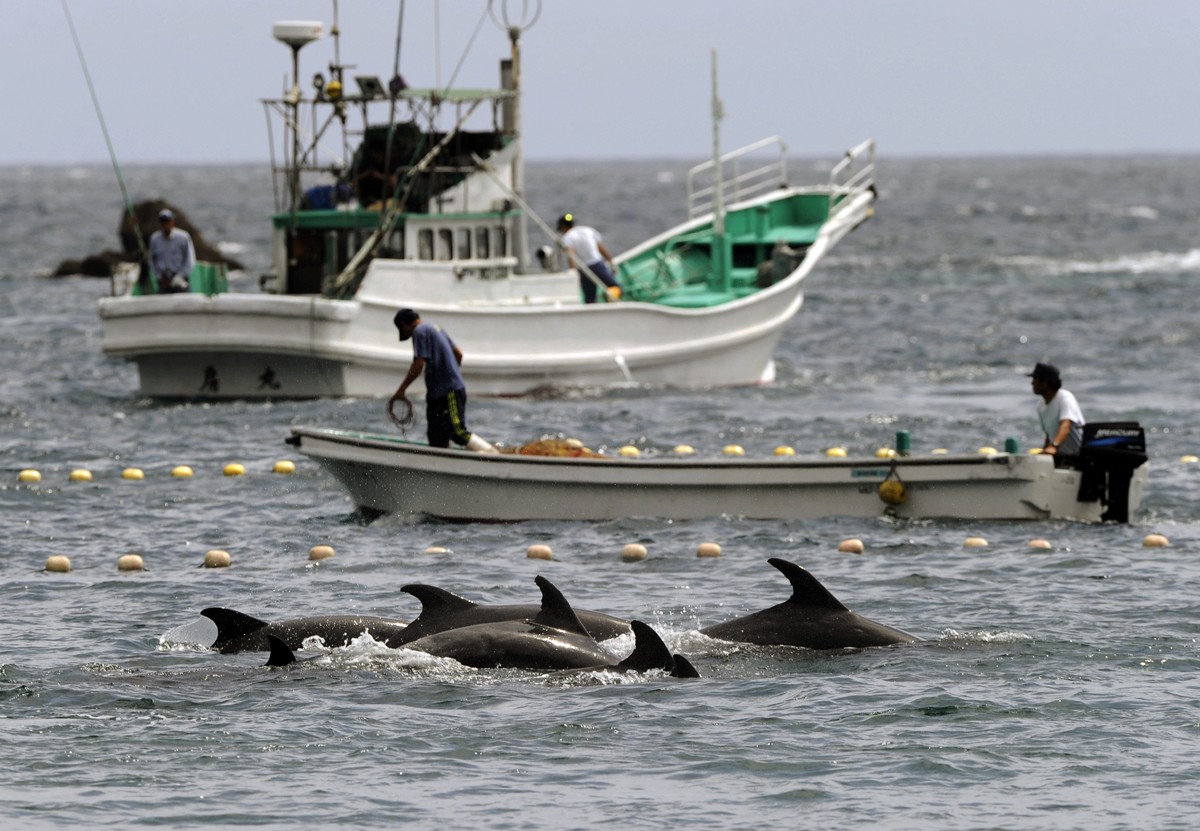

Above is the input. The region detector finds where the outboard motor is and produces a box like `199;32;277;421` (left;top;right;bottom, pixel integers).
1075;422;1148;523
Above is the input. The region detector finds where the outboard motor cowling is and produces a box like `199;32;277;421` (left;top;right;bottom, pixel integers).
1075;421;1147;523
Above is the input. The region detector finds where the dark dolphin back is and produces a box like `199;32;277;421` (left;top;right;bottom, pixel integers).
398;584;481;643
533;576;592;637
701;558;919;648
202;607;271;652
402;582;632;643
768;557;850;611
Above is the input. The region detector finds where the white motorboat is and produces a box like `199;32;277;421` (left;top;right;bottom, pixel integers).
286;423;1149;524
97;7;876;399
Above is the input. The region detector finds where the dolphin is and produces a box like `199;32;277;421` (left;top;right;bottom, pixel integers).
699;558;918;649
262;578;698;678
397;581;632;643
201;607;411;653
404;576;696;676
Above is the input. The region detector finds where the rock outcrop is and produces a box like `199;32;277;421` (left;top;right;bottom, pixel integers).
51;199;245;278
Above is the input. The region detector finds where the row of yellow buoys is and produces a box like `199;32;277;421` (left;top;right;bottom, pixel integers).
44;540;725;571
43;530;1174;573
524;541;724;562
617;444;1171;459
17;460;297;483
27;450;1198;477
836;533;1172;553
42;543;336;573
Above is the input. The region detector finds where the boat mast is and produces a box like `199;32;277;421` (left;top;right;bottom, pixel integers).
491;0;541;271
271;20;324;211
711;49;724;236
710;48;731;290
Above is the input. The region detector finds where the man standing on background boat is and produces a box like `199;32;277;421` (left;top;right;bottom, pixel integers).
557;213;621;303
148;209;195;293
388;309;498;453
1029;362;1085;457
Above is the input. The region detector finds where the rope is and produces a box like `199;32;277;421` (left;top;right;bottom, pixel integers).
60;0;147;272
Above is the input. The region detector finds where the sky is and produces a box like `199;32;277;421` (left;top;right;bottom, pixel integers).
5;0;1200;166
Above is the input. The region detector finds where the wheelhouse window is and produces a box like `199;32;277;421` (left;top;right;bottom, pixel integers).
476;228;490;258
457;228;472;260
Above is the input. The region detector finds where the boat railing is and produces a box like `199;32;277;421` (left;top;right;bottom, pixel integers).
686;136;789;220
828;138;876;215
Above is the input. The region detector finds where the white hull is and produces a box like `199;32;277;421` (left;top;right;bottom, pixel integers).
98;184;872;399
288;427;1149;523
96;278;790;399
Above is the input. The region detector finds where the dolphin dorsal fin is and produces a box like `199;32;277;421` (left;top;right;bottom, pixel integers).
669;654;701;679
615;620;674;673
533;575;592;636
201;607;270;651
768;558;849;611
265;635;297;668
401;584;478;623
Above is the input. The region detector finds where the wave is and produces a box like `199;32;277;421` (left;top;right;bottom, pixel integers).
994;248;1200;277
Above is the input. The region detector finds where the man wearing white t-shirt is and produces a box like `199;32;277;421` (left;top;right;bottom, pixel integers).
557;213;620;303
1029;362;1085;457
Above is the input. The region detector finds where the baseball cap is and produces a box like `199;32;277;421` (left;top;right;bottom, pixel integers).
1027;362;1060;382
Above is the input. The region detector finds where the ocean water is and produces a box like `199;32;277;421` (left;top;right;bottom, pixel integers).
3;155;1200;830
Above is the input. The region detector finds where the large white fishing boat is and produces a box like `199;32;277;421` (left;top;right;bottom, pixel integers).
97;3;876;399
286;423;1150;524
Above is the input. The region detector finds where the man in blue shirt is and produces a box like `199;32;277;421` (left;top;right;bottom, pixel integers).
148;209;195;293
388;309;497;452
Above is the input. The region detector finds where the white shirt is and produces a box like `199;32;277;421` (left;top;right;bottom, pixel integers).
1037;388;1085;454
561;226;604;266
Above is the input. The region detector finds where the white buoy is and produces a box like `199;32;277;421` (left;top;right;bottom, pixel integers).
69;469;92;482
672;444;695;456
964;537;989;548
1028;539;1053;550
171;465;194;478
773;446;795;456
273;460;296;474
696;542;722;558
45;555;71;573
978;446;998;455
722;444;745;456
825;447;847;458
121;468;144;480
18;469;41;483
1142;533;1170;548
1181;455;1199;464
117;553;145;571
223;462;246;477
308;544;335;561
423;546;450;554
930;448;949;455
565;438;584;450
618;445;640;457
620;543;648;562
203;549;232;568
526;544;553;561
838;538;865;554
874;448;895;459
